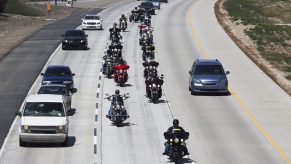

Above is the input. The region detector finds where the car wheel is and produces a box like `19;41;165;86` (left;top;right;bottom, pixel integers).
19;138;25;147
62;46;66;50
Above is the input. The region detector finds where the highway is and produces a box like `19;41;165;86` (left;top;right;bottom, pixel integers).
1;0;291;163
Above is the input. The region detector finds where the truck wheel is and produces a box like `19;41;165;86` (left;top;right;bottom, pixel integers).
19;138;25;147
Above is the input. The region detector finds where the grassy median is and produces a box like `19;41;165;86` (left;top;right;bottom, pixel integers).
224;0;291;80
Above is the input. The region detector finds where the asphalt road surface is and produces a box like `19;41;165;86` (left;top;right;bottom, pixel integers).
1;0;291;163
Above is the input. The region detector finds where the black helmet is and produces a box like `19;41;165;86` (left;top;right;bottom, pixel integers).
173;119;179;126
122;14;125;17
115;89;120;95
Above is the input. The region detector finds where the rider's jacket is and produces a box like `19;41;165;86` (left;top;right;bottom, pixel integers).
111;94;124;105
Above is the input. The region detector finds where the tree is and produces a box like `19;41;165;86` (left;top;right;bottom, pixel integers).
0;0;8;13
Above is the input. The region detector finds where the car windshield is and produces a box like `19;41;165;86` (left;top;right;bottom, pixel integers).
140;2;153;7
194;65;224;75
84;15;100;20
65;30;84;37
38;86;68;95
23;102;65;117
148;0;158;2
45;67;71;77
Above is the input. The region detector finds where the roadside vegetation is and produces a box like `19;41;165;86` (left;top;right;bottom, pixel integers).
223;0;291;80
4;0;44;16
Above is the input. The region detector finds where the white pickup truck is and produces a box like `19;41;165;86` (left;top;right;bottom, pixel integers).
16;94;74;147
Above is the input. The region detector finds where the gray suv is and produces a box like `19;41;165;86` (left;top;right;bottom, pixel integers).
188;59;230;95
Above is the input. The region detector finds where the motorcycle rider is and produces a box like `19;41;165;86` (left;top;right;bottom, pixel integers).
109;23;122;40
119;14;128;28
163;119;190;155
145;71;163;98
106;89;128;119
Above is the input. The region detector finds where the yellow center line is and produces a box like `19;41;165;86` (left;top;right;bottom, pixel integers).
187;1;290;163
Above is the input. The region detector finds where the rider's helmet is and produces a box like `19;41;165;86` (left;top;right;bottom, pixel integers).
115;89;120;95
122;14;125;17
113;22;117;27
173;119;179;127
135;7;138;10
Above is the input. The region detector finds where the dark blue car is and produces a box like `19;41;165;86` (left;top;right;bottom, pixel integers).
41;65;75;89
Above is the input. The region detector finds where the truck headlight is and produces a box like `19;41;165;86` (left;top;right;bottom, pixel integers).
21;125;30;133
57;126;65;133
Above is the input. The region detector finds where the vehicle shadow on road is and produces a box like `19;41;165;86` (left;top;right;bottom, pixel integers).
26;136;76;148
120;83;133;87
148;99;168;104
193;91;231;97
166;157;196;164
110;122;137;127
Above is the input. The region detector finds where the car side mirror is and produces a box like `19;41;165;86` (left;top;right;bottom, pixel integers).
188;71;192;74
15;111;22;116
86;35;88;37
81;18;84;21
226;71;230;75
71;88;77;94
72;73;75;76
66;109;75;116
41;73;44;76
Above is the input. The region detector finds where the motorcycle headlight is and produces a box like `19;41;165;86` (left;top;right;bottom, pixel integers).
81;40;86;43
181;139;184;142
63;81;72;84
152;84;156;87
174;138;179;143
157;85;160;87
64;40;69;43
149;85;152;88
170;139;173;142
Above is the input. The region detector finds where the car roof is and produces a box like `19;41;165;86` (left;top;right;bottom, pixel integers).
195;59;222;65
26;94;63;103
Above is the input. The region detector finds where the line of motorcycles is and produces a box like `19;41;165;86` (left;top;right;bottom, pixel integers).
137;13;164;103
102;6;190;163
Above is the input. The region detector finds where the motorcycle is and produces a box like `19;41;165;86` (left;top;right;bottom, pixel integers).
120;19;127;31
130;12;140;22
113;64;130;86
148;82;162;102
164;131;190;163
143;61;159;79
104;58;114;78
105;94;130;127
142;51;155;61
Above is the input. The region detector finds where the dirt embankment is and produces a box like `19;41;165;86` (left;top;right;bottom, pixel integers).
214;0;291;96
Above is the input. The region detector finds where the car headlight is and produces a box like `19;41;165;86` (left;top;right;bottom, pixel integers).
83;22;87;25
63;81;72;84
174;137;180;143
219;79;228;86
42;81;51;84
194;79;201;84
57;125;65;133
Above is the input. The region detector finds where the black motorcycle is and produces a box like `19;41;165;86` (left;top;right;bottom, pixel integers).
106;94;130;127
148;82;162;102
104;58;114;78
164;131;190;163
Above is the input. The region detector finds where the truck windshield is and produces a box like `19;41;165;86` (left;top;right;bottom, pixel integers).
23;102;65;117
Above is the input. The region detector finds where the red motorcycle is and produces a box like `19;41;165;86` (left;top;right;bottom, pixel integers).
113;64;130;86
